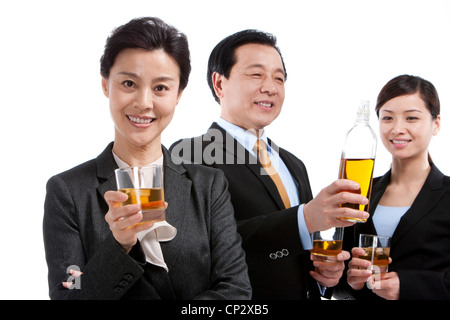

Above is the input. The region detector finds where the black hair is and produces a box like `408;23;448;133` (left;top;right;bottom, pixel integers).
100;17;191;91
376;74;440;119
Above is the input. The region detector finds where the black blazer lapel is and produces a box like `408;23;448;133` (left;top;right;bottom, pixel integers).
276;141;313;204
356;170;392;237
208;123;286;210
96;142;119;214
160;147;191;270
248;162;286;209
392;164;446;245
359;164;447;246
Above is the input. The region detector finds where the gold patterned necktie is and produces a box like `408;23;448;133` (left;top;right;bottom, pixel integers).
255;139;291;209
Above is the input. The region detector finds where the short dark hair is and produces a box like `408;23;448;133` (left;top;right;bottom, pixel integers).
100;17;191;91
375;74;440;119
206;29;287;103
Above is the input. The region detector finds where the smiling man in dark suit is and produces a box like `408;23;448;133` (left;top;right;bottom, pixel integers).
170;30;369;299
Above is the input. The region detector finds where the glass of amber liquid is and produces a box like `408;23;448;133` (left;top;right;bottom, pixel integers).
359;234;391;276
311;227;344;262
115;165;166;225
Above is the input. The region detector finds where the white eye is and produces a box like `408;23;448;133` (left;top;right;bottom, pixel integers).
123;80;135;88
155;85;168;92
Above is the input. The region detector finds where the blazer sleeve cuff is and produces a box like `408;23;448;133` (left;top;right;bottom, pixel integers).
79;232;145;299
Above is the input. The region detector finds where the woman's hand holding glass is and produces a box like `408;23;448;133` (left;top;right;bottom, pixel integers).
104;190;154;253
347;247;398;299
347;247;374;290
371;272;400;300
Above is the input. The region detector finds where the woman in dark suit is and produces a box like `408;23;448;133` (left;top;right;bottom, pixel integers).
43;17;251;300
338;75;450;300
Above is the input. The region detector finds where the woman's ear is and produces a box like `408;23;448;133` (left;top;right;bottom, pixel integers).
176;89;184;105
433;115;441;136
101;75;109;98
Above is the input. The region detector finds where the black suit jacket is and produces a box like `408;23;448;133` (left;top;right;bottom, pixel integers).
43;142;251;300
170;123;320;300
337;163;450;300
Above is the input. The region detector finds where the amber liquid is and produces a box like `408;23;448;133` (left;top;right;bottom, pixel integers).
311;240;343;261
120;188;166;224
338;158;374;222
359;247;390;274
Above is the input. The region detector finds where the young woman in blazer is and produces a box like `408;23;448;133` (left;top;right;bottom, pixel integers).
43;17;251;300
338;75;450;300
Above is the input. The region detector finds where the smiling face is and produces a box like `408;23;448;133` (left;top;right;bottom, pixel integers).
213;43;286;133
102;48;182;162
378;93;440;163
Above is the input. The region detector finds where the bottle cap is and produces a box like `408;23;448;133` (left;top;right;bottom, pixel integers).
357;100;370;121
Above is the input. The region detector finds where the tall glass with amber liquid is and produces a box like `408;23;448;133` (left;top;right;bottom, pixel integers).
338;100;377;222
115;165;166;225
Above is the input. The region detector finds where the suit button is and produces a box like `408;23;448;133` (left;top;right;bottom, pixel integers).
124;273;134;281
269;249;289;259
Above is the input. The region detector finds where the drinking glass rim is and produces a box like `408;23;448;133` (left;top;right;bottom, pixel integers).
114;164;162;173
359;233;391;247
359;233;390;240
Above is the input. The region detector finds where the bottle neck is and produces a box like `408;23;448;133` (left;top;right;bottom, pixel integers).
355;116;369;124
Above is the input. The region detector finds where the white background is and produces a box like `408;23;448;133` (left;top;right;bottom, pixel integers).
0;0;449;299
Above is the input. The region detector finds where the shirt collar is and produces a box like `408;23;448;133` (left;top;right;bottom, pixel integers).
216;117;270;154
112;150;164;169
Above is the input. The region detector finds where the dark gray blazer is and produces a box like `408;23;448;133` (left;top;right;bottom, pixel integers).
43;142;251;300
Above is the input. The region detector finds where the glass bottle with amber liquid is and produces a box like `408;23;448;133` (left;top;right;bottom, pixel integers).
338;100;377;222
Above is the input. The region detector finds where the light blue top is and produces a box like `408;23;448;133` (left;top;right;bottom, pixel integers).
372;205;410;238
216;118;312;250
